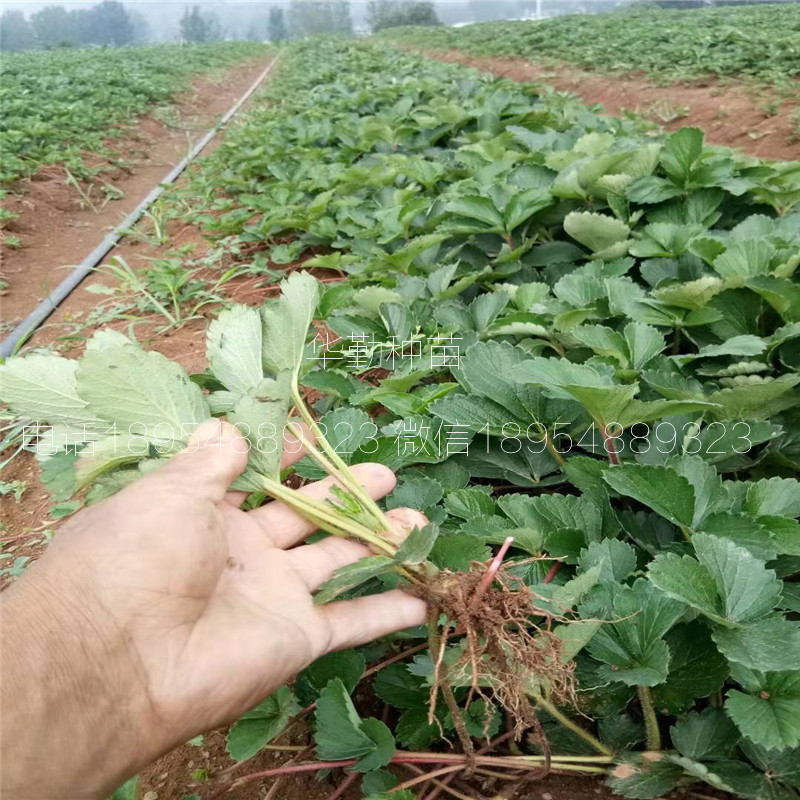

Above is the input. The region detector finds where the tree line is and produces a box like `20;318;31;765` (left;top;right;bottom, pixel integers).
0;1;442;52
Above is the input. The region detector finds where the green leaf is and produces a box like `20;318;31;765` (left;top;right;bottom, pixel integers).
361;770;398;795
444;488;496;520
429;534;490;570
564;211;631;257
206;304;263;394
504;187;553;231
0;354;96;426
226;687;300;762
356;719;396;772
725;667;800;751
395;708;447;749
314;679;395;771
394;523;439;565
374;664;428;709
670;708;739;760
608;752;684;799
76;345;209;440
572;324;629;367
653;622;729;714
584;578;686;686
713;240;774;286
603;464;695;528
387;477;443;512
744;477;800;518
296;650;365;706
229;393;291;484
578;540;637;583
261;271;319;377
624;322;665;370
713;616;800;671
446;195;504;230
648;533;781;626
314;556;396;605
660;127;704;185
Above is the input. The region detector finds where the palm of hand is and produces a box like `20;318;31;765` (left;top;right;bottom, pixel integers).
44;421;426;757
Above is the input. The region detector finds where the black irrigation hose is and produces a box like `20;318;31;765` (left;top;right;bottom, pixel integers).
0;54;280;360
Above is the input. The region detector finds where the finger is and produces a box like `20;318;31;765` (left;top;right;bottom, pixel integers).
248;462;396;549
223;491;249;508
155;419;248;502
223;423;314;507
288;536;371;589
287;507;428;590
280;420;313;469
320;589;428;651
382;507;428;545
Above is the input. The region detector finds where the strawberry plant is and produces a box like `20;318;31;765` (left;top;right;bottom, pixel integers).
378;3;800;91
0;41;267;186
2;38;799;800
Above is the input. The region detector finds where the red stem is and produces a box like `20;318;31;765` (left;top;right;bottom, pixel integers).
422;731;517;800
325;770;359;800
542;561;563;584
602;425;620;465
472;536;514;606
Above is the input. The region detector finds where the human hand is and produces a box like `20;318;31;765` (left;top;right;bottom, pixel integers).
0;419;427;800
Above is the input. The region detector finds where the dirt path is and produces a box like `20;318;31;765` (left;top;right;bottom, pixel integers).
0;57;269;331
416;49;800;162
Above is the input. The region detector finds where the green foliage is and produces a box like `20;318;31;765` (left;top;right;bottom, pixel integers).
0;42;267;185
378;3;800;89
3;36;800;800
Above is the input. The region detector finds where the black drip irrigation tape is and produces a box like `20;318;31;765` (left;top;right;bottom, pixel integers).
0;54;279;360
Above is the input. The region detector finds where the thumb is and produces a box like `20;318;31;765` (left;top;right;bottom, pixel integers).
161;418;249;501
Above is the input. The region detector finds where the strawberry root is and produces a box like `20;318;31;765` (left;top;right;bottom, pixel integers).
414;560;578;767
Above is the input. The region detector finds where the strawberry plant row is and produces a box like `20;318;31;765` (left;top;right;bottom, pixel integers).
2;39;799;800
378;3;800;90
0;41;268;186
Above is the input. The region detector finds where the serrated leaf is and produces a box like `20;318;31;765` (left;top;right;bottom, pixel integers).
744;477;800;518
649;533;781;626
608;752;684;798
603;464;695;528
624;322;665;370
394;523;439;565
713;616;800;671
713;240;775;286
660;126;704;184
206;304;263;394
670;707;739;761
395;708;447;749
261;271;319;377
229;393;291;484
653;622;729;714
584;579;686;686
313;556;396;605
374;664;428;709
564;211;631;256
444;487;496;520
295;650;365;706
429;534;490;570
76;345;209;441
578;540;637;583
226;687;300;761
0;354;97;426
314;679;395;771
726;669;800;751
